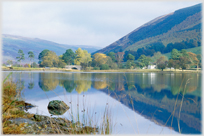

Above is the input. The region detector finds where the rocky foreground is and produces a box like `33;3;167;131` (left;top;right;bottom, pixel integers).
8;114;98;134
3;100;99;134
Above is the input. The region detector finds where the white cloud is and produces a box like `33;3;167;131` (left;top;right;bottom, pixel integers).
2;1;201;47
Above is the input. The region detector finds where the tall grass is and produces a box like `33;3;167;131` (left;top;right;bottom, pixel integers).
2;72;34;134
59;91;113;134
2;72;113;134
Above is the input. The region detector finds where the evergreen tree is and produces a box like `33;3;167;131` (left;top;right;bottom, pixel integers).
62;49;76;65
16;49;25;67
28;51;35;68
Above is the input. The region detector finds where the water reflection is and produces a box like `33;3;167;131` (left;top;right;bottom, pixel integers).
98;73;201;134
34;73;201;96
28;72;34;90
39;73;59;91
74;73;92;94
4;72;201;134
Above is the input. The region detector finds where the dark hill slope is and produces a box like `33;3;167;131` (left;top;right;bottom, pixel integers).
95;4;201;59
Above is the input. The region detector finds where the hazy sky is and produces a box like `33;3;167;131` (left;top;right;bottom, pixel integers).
2;1;201;47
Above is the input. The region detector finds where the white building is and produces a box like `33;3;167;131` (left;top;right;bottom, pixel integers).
6;64;12;67
147;65;156;69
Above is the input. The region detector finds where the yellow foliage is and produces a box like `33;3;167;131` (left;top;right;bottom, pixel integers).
94;81;107;89
41;51;59;67
2;80;35;134
74;74;92;94
3;122;26;134
93;53;108;65
74;48;92;65
39;73;59;91
187;52;199;64
93;74;108;89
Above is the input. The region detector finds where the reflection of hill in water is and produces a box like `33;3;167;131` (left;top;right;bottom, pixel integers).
9;72;201;134
98;73;201;134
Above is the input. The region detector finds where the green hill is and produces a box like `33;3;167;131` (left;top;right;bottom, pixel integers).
164;46;201;59
95;4;201;60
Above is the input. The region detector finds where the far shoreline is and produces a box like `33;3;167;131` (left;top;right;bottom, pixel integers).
2;67;202;73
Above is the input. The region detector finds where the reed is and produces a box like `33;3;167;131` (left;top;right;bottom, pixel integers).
2;72;112;134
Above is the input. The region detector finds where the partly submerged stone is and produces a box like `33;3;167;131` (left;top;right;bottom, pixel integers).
15;101;35;111
47;100;70;115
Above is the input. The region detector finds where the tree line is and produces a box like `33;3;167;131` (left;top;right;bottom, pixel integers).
4;47;201;71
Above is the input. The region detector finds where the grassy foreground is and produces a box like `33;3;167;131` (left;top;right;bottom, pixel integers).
2;73;112;134
2;66;201;73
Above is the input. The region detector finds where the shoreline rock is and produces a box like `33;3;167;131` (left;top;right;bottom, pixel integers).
47;100;70;115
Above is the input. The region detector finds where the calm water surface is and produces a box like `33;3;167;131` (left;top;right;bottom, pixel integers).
3;71;201;134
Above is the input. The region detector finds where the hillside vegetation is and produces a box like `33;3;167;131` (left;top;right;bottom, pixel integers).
95;4;201;60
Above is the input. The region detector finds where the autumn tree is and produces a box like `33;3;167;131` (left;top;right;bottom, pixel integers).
28;51;35;68
188;52;199;70
40;51;59;67
115;52;124;65
156;56;168;71
151;52;163;63
173;60;181;70
16;49;25;67
168;59;174;70
74;48;92;69
58;59;66;68
74;48;84;65
179;56;190;70
93;53;108;67
38;49;49;66
81;50;92;68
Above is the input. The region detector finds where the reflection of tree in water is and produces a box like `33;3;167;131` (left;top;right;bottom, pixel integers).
107;74;116;91
28;72;34;90
58;73;76;93
170;73;199;95
16;73;24;91
28;83;34;90
114;74;125;91
62;80;76;93
93;74;108;89
74;73;92;94
39;73;59;91
98;73;201;134
92;73;126;91
125;73;136;91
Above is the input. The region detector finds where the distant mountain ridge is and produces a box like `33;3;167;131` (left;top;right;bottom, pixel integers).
95;4;202;58
2;34;101;64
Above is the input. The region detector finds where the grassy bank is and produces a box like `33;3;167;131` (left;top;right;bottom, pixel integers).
2;66;201;73
2;73;112;134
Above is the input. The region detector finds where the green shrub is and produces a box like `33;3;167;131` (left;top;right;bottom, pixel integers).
93;67;100;70
100;64;109;70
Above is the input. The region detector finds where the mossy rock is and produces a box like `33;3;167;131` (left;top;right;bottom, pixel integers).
47;100;69;115
15;101;35;110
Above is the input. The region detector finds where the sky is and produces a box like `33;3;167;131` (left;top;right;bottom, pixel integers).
2;1;202;48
